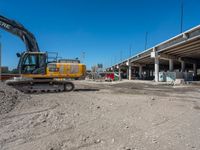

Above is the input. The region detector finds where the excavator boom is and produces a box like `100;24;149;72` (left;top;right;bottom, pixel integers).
0;15;39;52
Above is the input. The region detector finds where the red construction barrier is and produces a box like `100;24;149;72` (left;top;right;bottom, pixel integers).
105;72;115;81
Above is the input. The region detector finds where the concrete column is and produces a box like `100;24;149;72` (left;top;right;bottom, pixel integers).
152;70;154;77
128;65;132;80
169;59;174;71
139;65;143;79
181;61;185;72
155;57;159;82
126;68;129;79
118;66;121;81
149;70;153;77
193;63;197;76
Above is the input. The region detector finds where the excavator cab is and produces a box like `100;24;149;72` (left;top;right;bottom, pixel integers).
17;52;47;75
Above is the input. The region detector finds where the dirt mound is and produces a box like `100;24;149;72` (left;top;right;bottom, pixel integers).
0;82;24;115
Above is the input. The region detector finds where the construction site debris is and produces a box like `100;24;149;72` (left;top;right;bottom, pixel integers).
0;82;24;115
1;80;200;150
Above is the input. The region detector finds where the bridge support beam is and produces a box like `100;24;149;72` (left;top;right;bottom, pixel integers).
118;66;121;81
193;63;197;76
155;57;159;82
181;61;185;72
129;65;132;80
169;59;174;71
139;65;143;79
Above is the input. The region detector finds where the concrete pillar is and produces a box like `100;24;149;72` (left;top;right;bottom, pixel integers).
139;65;143;79
129;65;132;80
118;66;121;81
169;59;174;71
155;57;159;82
126;68;129;79
181;61;185;72
193;63;197;76
147;69;150;78
150;70;153;77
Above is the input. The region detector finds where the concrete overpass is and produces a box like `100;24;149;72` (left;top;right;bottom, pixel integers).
107;25;200;82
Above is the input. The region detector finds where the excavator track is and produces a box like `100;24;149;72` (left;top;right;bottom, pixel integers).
6;79;75;93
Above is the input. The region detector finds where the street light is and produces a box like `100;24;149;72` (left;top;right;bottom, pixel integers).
129;44;132;57
144;32;148;50
180;0;184;33
81;51;85;63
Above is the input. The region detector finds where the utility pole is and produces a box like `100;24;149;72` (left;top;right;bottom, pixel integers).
144;32;148;50
114;56;117;64
81;51;85;63
180;0;184;33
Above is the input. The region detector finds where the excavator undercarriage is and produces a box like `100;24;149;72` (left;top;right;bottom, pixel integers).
6;77;75;93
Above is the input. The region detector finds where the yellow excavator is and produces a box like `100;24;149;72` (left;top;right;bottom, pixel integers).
0;15;86;92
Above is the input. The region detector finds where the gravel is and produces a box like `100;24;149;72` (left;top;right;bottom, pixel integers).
1;80;200;150
0;82;23;115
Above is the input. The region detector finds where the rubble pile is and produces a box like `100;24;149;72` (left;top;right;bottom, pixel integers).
0;82;23;115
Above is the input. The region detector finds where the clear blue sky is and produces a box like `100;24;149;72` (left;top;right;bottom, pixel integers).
0;0;200;69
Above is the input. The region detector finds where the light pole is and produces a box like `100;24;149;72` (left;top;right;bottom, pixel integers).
81;51;85;63
180;0;184;33
129;44;132;57
144;32;148;50
120;50;122;61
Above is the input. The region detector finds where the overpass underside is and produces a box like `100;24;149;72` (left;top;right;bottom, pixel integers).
107;25;200;82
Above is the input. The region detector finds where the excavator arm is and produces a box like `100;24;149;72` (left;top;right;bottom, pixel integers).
0;15;39;52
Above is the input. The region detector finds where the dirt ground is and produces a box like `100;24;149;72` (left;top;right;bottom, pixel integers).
0;80;200;150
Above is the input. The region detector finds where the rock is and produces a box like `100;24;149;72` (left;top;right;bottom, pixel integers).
111;138;115;143
94;139;101;144
74;112;80;116
125;125;129;129
191;146;195;149
123;146;132;150
174;79;185;85
152;138;158;144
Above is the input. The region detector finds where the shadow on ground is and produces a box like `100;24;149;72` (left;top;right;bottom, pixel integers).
73;89;100;92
